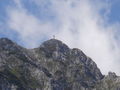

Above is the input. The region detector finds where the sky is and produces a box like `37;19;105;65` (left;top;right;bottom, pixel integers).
0;0;120;75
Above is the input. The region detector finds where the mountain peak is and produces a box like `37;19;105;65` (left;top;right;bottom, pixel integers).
40;39;69;48
0;38;16;49
39;39;70;56
0;38;13;44
0;38;21;53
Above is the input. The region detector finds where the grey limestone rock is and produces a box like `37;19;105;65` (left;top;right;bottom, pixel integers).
0;38;119;90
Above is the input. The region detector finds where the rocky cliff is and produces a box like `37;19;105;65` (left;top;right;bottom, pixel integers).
0;38;119;90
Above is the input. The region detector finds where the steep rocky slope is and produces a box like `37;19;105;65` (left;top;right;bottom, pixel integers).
94;72;120;90
0;38;119;90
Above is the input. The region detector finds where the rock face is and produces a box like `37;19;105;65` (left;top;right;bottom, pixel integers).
94;72;120;90
0;38;119;90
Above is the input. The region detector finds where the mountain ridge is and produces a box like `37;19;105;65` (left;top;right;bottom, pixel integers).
0;38;120;90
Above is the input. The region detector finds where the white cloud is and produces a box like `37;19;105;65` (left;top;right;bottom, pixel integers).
7;1;55;48
7;0;120;75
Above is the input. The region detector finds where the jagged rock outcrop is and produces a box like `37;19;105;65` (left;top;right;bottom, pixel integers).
94;72;120;90
33;39;103;90
0;38;119;90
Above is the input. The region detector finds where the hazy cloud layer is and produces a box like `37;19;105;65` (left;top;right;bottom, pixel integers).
7;0;120;75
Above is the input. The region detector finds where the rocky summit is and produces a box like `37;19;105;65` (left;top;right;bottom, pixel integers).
0;38;120;90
